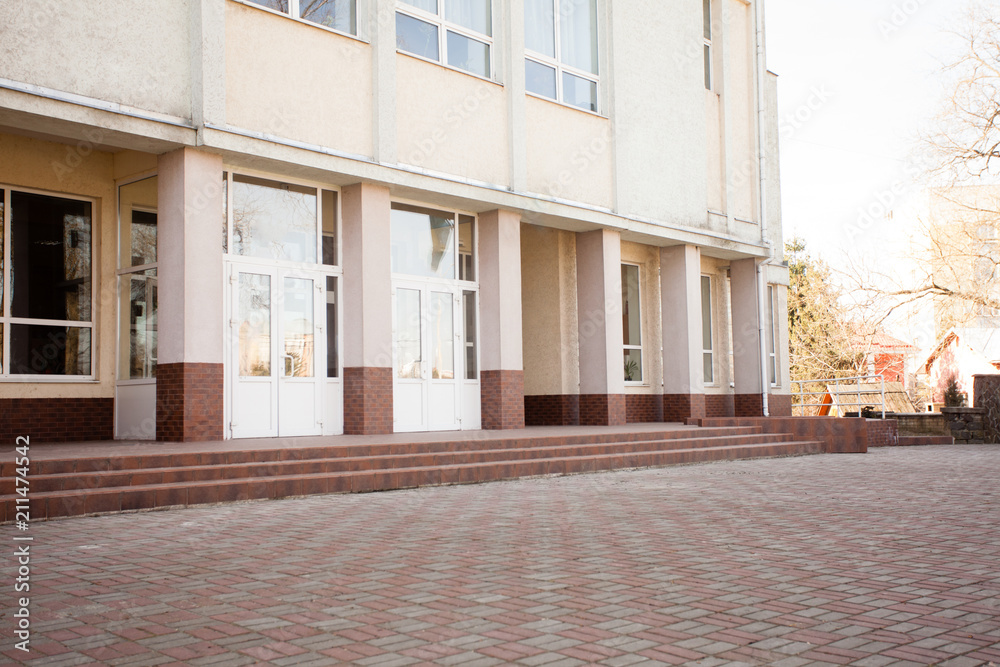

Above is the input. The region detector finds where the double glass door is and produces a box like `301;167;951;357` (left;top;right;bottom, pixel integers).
230;263;325;438
393;282;468;432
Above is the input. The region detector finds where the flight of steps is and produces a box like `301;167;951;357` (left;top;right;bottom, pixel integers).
0;426;825;522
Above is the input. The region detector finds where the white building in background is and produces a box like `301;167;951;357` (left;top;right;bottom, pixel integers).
0;0;789;442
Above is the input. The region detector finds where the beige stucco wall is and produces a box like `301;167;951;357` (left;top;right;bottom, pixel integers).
724;0;758;226
0;133;119;399
225;1;373;157
396;56;509;186
525;97;613;209
521;224;579;396
621;241;662;394
0;1;193;120
611;0;707;225
706;93;725;215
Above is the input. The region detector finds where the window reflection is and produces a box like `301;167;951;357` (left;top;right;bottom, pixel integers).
390;204;456;278
239;273;272;377
233;175;317;263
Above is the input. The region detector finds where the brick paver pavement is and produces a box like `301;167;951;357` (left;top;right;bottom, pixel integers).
1;444;999;666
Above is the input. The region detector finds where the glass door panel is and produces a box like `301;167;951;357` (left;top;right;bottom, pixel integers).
238;273;272;377
395;288;423;379
282;277;314;378
430;292;454;380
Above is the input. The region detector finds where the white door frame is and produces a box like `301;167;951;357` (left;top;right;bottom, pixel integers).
392;279;467;432
228;259;328;439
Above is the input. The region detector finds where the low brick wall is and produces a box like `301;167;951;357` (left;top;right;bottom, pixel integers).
895;412;947;437
866;419;899;447
941;407;987;444
690;416;868;454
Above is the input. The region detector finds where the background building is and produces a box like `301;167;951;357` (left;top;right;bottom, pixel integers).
0;0;789;442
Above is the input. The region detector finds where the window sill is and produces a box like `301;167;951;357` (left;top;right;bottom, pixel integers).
0;377;99;384
228;0;367;44
396;50;501;87
525;91;607;119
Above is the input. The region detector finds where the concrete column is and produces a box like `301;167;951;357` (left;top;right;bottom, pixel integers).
478;210;525;430
731;257;764;416
342;183;393;434
156;147;225;441
576;229;626;425
660;245;706;422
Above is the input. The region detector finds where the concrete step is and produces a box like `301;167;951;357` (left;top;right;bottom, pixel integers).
8;432;800;494
2;439;825;522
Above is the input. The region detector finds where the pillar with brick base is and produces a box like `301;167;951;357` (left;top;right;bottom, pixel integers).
479;210;525;430
660;244;706;422
156;148;225;442
576;229;626;426
342;183;393;434
731;257;766;416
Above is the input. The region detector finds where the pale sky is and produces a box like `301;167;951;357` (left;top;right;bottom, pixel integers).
766;0;963;261
765;0;971;350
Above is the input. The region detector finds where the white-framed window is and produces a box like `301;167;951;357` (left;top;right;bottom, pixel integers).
223;171;342;378
622;263;642;383
242;0;358;36
701;274;714;385
0;186;95;379
524;0;599;112
224;172;339;267
117;175;159;382
703;0;713;90
396;0;494;79
767;284;778;386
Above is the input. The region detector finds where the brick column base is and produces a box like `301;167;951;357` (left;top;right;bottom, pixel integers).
662;394;706;423
580;394;626;426
525;395;580;426
156;363;224;442
481;370;525;430
768;394;793;417
735;393;765;417
344;367;393;435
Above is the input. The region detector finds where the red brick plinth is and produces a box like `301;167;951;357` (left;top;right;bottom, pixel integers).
344;367;393;435
524;395;580;426
662;394;706;423
157;363;224;442
481;370;525;430
735;393;765;417
768;394;793;417
626;394;664;423
0;398;114;443
706;394;735;418
580;394;626;426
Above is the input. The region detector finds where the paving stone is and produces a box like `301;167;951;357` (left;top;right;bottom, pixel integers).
5;445;1000;667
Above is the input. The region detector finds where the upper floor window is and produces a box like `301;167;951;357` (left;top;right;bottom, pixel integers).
703;0;713;90
396;0;493;79
525;0;599;112
244;0;358;36
0;188;94;378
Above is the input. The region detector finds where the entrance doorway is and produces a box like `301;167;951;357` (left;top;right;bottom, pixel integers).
229;262;328;438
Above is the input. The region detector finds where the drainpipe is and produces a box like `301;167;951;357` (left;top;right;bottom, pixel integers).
755;0;771;417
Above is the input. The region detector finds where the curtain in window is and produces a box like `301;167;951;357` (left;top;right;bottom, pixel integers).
524;0;554;57
560;0;597;74
401;0;438;14
446;0;491;35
